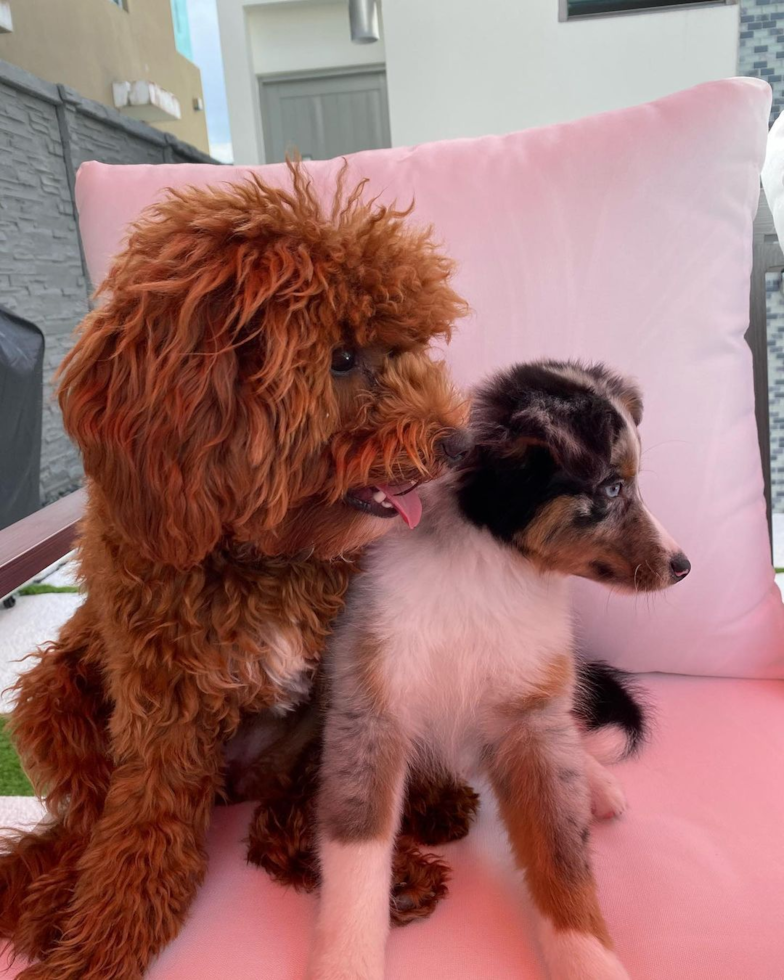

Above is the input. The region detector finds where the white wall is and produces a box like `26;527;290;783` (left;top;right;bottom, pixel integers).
216;0;266;164
249;1;385;76
217;0;386;163
382;0;740;146
218;0;740;164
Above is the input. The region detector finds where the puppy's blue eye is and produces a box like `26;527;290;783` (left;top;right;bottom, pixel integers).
604;482;623;499
331;347;357;374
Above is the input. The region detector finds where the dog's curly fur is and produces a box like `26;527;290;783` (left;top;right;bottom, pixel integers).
225;689;480;927
238;721;478;927
0;169;475;979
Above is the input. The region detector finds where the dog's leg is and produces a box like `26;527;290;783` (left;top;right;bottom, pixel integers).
245;738;452;927
486;696;630;980
390;834;450;926
0;604;112;959
15;661;223;980
308;684;409;980
246;734;322;893
0;822;95;963
401;767;480;845
391;765;476;926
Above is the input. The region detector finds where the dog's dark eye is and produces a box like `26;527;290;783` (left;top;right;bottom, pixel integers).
331;347;357;375
603;481;623;499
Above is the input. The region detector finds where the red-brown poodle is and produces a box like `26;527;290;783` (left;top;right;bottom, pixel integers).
0;169;476;979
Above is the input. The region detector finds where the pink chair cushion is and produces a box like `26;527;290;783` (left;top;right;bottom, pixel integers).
6;674;782;979
73;78;784;678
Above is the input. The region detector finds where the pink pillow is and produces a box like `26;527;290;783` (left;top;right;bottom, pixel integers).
75;78;784;678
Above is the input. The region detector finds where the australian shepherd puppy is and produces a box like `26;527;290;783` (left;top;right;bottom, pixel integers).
308;360;690;980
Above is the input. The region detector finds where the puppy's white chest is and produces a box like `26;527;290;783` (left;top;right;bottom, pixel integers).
373;526;573;750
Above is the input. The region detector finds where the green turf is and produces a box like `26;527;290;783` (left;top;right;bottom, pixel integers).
17;583;79;595
0;718;34;796
0;581;75;796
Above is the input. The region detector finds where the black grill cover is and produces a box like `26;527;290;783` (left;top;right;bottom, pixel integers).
0;305;44;530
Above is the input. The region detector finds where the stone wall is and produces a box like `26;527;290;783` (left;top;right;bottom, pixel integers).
0;59;216;506
740;1;784;123
739;0;784;511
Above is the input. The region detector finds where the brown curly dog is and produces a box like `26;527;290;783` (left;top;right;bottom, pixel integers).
0;169;478;979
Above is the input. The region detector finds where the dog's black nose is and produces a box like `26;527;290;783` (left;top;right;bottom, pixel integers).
440;429;473;467
670;552;691;582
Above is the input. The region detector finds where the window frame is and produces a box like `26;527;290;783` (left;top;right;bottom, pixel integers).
559;0;736;22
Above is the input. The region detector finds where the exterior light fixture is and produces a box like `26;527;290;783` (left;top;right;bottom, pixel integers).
349;0;379;44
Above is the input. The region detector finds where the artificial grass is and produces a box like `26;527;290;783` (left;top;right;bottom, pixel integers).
0;718;34;796
17;583;79;595
0;577;76;796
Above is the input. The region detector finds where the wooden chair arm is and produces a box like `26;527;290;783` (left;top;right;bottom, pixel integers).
0;489;86;600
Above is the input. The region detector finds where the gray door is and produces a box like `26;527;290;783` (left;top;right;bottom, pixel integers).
259;68;391;164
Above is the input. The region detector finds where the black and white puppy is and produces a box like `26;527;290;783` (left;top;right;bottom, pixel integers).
308;361;690;980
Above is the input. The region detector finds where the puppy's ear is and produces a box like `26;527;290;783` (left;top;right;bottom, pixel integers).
612;379;643;426
583;364;643;426
509;399;613;484
58;182;324;568
473;367;610;483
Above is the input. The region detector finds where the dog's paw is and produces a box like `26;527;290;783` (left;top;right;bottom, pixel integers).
402;777;480;845
587;762;627;821
390;841;450;926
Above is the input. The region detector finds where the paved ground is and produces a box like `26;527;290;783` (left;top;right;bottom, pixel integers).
774;513;784;593
0;794;45;827
0;557;82;713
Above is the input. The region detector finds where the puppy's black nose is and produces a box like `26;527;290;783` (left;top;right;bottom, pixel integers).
440;429;473;467
670;552;691;582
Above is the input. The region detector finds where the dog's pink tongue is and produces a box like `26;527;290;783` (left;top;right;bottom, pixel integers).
377;484;423;529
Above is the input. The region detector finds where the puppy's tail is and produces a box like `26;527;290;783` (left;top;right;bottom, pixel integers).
574;661;649;764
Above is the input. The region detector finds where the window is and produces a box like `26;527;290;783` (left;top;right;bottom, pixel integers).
169;0;194;60
562;0;734;19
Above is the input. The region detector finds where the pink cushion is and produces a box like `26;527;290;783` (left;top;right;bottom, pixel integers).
73;78;784;678
6;674;782;978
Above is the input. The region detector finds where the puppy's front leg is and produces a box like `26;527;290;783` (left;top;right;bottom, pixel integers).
486;696;630;980
308;650;408;980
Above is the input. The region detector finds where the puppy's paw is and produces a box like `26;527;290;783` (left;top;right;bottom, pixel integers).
307;952;383;980
307;969;365;980
307;967;364;980
541;929;631;980
587;762;627;821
